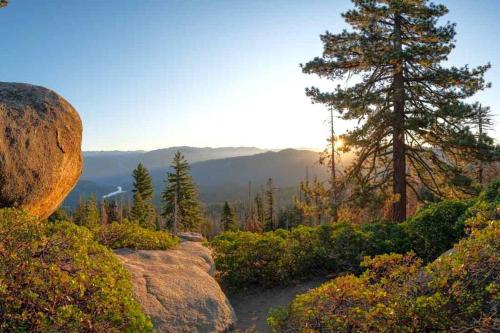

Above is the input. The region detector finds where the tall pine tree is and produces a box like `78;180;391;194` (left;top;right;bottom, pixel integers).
130;163;156;228
162;152;203;232
220;201;237;231
303;0;491;221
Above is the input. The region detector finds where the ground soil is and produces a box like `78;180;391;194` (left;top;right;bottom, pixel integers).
230;278;327;332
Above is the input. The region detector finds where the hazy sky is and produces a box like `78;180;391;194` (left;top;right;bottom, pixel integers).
1;0;499;151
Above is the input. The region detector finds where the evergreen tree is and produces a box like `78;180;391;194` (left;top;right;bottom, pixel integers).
106;200;121;223
132;163;154;201
303;0;491;221
277;205;302;230
254;193;265;225
264;178;275;231
130;163;156;228
130;192;146;222
295;178;330;226
221;201;237;231
73;195;100;228
99;200;108;225
458;103;499;186
48;206;70;222
162;151;203;232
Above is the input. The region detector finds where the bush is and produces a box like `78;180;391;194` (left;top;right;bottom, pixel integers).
460;180;500;233
269;222;499;332
210;230;289;290
0;209;153;332
94;221;179;250
210;223;408;291
211;197;480;291
402;200;471;261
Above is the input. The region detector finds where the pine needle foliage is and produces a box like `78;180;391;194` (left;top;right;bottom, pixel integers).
302;0;492;221
130;163;156;228
161;151;203;231
221;201;237;231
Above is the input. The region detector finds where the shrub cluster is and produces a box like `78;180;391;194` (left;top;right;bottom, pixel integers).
93;220;179;250
401;199;471;261
0;209;153;332
210;199;471;291
268;222;499;332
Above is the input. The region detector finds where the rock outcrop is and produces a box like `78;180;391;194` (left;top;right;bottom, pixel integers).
115;242;236;332
0;83;82;219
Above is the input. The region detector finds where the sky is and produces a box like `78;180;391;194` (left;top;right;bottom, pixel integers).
1;0;499;151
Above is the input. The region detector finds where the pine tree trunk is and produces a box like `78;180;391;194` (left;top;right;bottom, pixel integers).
330;107;338;222
478;111;484;185
392;13;407;222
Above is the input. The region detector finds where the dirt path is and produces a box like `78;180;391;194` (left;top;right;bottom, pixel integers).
230;278;326;332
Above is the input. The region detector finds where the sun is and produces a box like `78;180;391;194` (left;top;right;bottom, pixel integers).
334;138;344;150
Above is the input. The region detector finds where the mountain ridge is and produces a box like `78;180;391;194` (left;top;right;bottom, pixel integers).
64;147;348;208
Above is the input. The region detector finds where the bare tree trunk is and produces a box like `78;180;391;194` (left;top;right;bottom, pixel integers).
247;181;253;230
478;107;484;185
330;107;338;222
392;13;407;222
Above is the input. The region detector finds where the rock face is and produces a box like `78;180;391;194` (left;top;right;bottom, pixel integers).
0;83;82;219
115;242;236;332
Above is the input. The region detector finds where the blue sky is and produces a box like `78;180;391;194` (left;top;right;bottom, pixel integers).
1;0;499;151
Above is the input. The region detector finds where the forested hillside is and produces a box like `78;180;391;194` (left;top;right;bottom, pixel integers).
64;148;343;207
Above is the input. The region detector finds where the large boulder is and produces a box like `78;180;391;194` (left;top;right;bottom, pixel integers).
115;242;236;333
0;83;82;218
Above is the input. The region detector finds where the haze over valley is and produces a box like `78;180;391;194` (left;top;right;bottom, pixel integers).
65;146;341;208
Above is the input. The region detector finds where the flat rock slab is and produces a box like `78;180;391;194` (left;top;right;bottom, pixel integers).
115;242;236;333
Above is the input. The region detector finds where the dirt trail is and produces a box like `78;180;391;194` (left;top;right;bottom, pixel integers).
230;278;326;332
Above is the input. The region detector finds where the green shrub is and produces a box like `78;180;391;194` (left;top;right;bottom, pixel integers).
94;220;179;250
460;180;500;232
360;222;410;254
269;222;499;332
211;195;488;292
210;223;406;291
0;209;153;332
321;223;373;273
402;200;471;261
210;230;289;290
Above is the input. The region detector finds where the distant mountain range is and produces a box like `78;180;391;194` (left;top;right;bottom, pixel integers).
63;147;340;209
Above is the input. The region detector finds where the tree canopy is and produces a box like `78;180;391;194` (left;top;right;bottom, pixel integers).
303;0;492;221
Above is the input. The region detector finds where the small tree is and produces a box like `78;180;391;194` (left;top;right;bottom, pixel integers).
264;178;275;231
132;163;154;201
221;201;237;231
459;104;499;186
130;163;156;228
105;200;121;223
254;193;265;225
48;206;70;222
73;195;100;228
162;152;204;232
